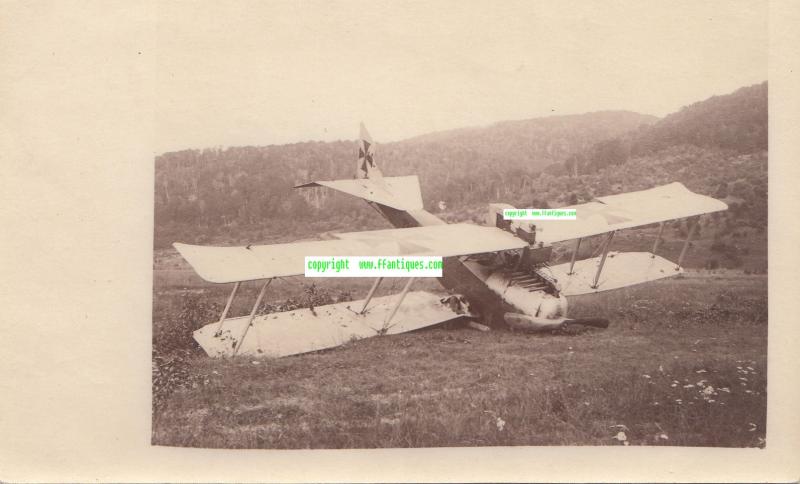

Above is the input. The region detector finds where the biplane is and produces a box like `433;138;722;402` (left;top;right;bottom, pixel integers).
174;124;728;358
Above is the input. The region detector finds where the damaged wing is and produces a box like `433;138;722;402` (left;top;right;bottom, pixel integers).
194;291;464;358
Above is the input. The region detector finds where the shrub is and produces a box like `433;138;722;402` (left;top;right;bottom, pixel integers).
153;294;220;413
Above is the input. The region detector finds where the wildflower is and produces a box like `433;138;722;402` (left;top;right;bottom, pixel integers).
642;374;651;379
380;417;400;426
613;431;627;443
496;417;506;431
702;386;715;395
671;383;678;388
658;365;664;373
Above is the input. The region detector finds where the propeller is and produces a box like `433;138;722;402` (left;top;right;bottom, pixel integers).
504;312;609;332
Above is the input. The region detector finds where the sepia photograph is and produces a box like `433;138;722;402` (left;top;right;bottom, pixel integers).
9;0;800;481
149;1;770;450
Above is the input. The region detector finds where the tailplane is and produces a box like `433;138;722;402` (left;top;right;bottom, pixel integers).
296;123;422;211
295;123;446;227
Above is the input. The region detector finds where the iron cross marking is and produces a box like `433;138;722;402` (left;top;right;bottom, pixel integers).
359;140;374;173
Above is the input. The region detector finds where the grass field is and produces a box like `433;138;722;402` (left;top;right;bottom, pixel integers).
152;267;767;449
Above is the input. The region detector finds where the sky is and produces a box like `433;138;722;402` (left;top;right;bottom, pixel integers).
154;0;767;153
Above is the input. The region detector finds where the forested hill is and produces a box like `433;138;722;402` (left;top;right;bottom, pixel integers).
154;110;655;247
552;82;768;177
392;110;658;171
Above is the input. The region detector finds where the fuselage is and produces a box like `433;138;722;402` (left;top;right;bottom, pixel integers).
366;202;567;327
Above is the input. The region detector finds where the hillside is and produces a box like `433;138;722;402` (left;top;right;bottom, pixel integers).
392;110;657;172
552;82;768;177
631;82;767;156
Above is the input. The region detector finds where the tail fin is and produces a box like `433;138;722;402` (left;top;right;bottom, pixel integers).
356;123;383;179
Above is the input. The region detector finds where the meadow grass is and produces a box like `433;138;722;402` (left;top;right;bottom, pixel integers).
152;272;766;449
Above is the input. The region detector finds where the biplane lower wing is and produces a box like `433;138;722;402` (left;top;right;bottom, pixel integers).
539;251;682;296
193;291;463;357
174;223;527;283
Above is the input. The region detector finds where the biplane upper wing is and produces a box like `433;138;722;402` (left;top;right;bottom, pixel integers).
532;182;728;245
174;223;527;284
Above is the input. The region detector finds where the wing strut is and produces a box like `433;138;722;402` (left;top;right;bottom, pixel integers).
359;277;384;314
233;279;273;356
676;217;699;270
568;238;583;275
651;222;665;258
383;277;416;331
591;231;616;289
214;281;240;336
